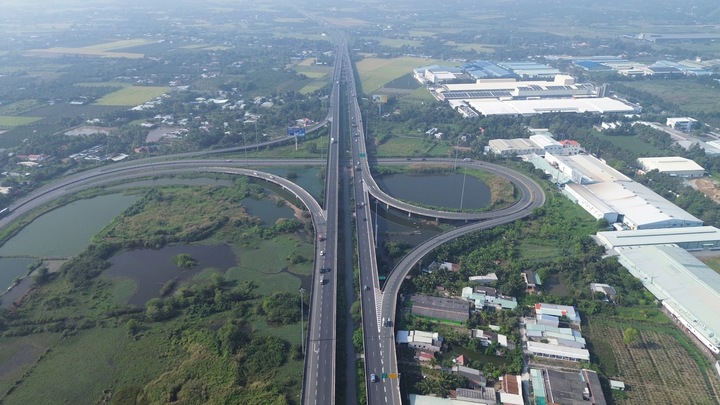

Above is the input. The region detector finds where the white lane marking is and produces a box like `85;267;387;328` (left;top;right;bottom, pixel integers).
381;359;384;365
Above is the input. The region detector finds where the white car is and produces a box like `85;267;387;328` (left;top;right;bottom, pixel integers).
320;250;325;256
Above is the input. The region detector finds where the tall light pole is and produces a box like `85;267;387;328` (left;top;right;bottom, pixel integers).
374;198;379;248
460;166;467;211
299;287;305;354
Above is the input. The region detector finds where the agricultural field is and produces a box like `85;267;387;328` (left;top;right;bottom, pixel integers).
94;86;171;106
0;116;43;128
445;42;495;53
620;80;720;115
23;47;145;59
586;319;720;405
292;58;332;94
356;56;442;95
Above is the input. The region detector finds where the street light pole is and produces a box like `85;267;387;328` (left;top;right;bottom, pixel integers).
460;166;467;211
299;287;305;354
374;198;379;248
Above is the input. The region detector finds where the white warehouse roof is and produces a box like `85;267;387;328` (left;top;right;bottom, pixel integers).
466;97;636;116
616;245;720;353
638;156;705;175
551;154;702;229
596;226;720;250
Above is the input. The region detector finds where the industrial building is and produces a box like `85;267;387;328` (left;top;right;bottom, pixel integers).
413;65;466;85
595;226;720;251
488;129;581;157
666;117;698;132
534;303;581;324
638;156;705;177
530;368;607;405
396;330;445;352
488;138;543;156
615;245;720;354
545;153;703;230
410;295;470;322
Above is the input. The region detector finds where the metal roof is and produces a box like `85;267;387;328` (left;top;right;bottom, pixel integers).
616;245;720;351
638;156;705;173
596;226;720;249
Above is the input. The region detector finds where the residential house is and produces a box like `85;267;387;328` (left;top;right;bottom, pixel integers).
461;286;518;310
522;270;542;293
468;273;498;284
451;365;487;389
454;387;497;405
500;374;525;405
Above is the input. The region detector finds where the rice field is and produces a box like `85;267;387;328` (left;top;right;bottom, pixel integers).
94;86;171;106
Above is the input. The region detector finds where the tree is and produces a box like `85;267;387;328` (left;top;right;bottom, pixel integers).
352;328;364;352
623;327;639;347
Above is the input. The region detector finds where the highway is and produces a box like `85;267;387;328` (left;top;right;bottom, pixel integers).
0;30;546;405
302;38;346;405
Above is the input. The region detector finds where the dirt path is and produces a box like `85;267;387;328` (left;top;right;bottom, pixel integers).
688;178;720;204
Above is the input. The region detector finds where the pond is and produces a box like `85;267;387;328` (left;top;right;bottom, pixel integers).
105;244;238;306
375;172;491;210
0;194;139;259
241;197;294;225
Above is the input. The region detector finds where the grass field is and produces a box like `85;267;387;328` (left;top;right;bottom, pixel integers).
356;57;443;95
0;116;43;127
697;255;720;275
591;131;665;156
586;319;720;405
23;47;145;59
75;82;129;88
94;86;171;106
2;327;180;405
82;39;156;52
445;42;495;53
621;80;720;114
0;100;41;116
375;136;451;158
372;37;423;48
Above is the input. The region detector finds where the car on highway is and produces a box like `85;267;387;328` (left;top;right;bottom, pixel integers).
370;373;378;383
363;285;369;291
320;277;326;285
320;250;325;256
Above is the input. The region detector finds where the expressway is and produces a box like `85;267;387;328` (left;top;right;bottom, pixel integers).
336;37;546;404
0;30;546;405
301;38;343;405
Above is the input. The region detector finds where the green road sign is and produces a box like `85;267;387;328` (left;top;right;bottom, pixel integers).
359;153;366;158
381;373;388;379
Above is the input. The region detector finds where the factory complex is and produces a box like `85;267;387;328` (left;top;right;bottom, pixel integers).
413;61;639;117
